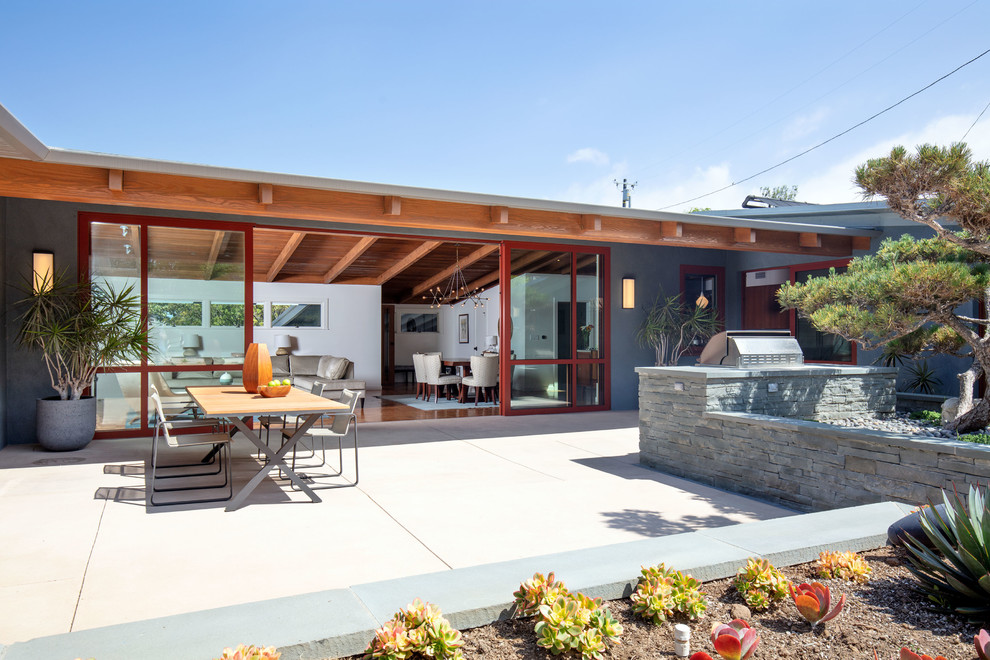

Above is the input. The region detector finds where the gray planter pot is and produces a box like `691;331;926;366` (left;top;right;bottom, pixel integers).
36;396;97;451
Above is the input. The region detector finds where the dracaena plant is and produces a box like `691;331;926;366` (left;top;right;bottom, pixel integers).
789;582;846;627
17;269;150;400
901;483;990;618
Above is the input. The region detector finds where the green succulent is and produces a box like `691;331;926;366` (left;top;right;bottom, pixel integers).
902;484;990;619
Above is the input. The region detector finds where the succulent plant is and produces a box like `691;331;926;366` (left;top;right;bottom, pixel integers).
709;619;760;660
899;647;948;660
734;558;790;610
901;483;990;618
364;599;464;660
977;629;990;660
690;654;715;660
214;645;281;660
789;581;846;627
513;571;567;617
630;563;707;624
816;550;872;583
534;591;623;660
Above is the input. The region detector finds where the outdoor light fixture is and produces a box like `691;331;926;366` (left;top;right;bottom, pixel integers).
274;334;293;356
32;251;54;294
622;278;635;309
182;333;201;358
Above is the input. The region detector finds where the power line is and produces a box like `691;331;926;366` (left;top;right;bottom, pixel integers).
962;96;990;141
658;46;990;211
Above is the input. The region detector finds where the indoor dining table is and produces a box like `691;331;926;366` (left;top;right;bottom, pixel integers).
186;386;348;511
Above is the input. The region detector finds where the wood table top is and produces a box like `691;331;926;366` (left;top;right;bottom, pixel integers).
186;386;349;416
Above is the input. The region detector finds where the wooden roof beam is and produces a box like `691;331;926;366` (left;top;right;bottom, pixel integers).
581;214;602;233
259;183;273;205
799;232;821;248
375;240;443;286
266;231;306;282
490;206;509;225
852;235;871;251
323;236;379;283
660;221;683;239
203;231;225;279
734;227;755;244
409;244;499;299
383;196;401;216
108;169;123;192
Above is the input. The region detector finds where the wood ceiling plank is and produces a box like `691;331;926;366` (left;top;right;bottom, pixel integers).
203;231;225;279
265;231;306;282
323;236;379;283
375;240;443;285
409;244;499;299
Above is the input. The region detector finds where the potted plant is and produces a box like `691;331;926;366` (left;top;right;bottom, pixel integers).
636;288;720;366
17;269;149;450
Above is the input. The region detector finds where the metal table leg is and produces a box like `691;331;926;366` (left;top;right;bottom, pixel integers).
224;413;323;511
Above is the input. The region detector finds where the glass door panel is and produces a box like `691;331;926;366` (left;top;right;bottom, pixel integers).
147;227;246;369
505;246;607;413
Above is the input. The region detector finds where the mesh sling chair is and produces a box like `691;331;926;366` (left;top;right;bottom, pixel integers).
149;385;234;506
280;387;361;488
257;382;326;461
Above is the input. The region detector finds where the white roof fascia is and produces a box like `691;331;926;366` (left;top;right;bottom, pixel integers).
0;103;49;161
42;147;880;238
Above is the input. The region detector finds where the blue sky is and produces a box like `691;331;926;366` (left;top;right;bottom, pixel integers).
3;1;989;211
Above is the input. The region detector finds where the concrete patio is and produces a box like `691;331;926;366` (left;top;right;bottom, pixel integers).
0;410;793;646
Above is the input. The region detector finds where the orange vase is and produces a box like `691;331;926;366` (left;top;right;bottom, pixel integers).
242;343;273;393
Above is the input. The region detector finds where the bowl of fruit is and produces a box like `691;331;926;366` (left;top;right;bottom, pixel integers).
258;379;292;397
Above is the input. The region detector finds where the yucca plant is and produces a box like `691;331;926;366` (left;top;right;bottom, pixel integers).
901;483;990;618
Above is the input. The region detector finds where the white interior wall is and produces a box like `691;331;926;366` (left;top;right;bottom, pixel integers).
254;282;381;390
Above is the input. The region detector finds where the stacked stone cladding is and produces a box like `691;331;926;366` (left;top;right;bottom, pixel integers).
637;366;986;512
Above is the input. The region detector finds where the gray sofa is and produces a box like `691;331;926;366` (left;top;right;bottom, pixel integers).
272;355;367;407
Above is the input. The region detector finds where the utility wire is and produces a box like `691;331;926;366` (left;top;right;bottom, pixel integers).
658;47;990;211
961;96;990;141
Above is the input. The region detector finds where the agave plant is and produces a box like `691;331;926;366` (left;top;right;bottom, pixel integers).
707;619;760;660
900;484;990;618
977;629;990;660
789;582;846;627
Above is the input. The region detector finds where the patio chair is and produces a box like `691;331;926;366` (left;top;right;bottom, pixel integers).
148;386;233;506
423;353;461;403
460;354;499;405
257;382;325;460
281;388;360;488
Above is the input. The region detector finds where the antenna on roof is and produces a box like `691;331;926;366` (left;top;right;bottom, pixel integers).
613;178;637;208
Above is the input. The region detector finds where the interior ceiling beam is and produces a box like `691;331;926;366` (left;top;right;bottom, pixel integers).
458;250;551;296
266;231;306;282
375;240;443;286
203;231;225;279
408;243;499;300
0;158;868;257
323;235;378;283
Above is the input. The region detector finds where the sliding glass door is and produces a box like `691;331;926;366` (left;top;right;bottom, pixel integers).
501;243;608;414
83;214;251;437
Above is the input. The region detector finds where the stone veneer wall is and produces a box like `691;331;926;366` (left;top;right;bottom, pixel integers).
637;365;989;512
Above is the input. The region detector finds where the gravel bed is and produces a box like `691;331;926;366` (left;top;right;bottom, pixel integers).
825;412;980;439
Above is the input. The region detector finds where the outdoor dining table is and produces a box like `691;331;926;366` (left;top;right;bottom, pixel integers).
185;386;348;512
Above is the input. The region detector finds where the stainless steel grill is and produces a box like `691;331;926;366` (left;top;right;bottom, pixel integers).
697;330;804;368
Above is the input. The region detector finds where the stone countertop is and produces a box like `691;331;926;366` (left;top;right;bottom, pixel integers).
635;364;897;378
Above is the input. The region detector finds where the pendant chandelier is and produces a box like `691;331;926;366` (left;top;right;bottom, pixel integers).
424;246;487;309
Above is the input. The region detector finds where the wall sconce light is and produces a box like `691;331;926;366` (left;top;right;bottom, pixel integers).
182;333;201;358
622;278;635;309
33;251;54;294
274;334;293;356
